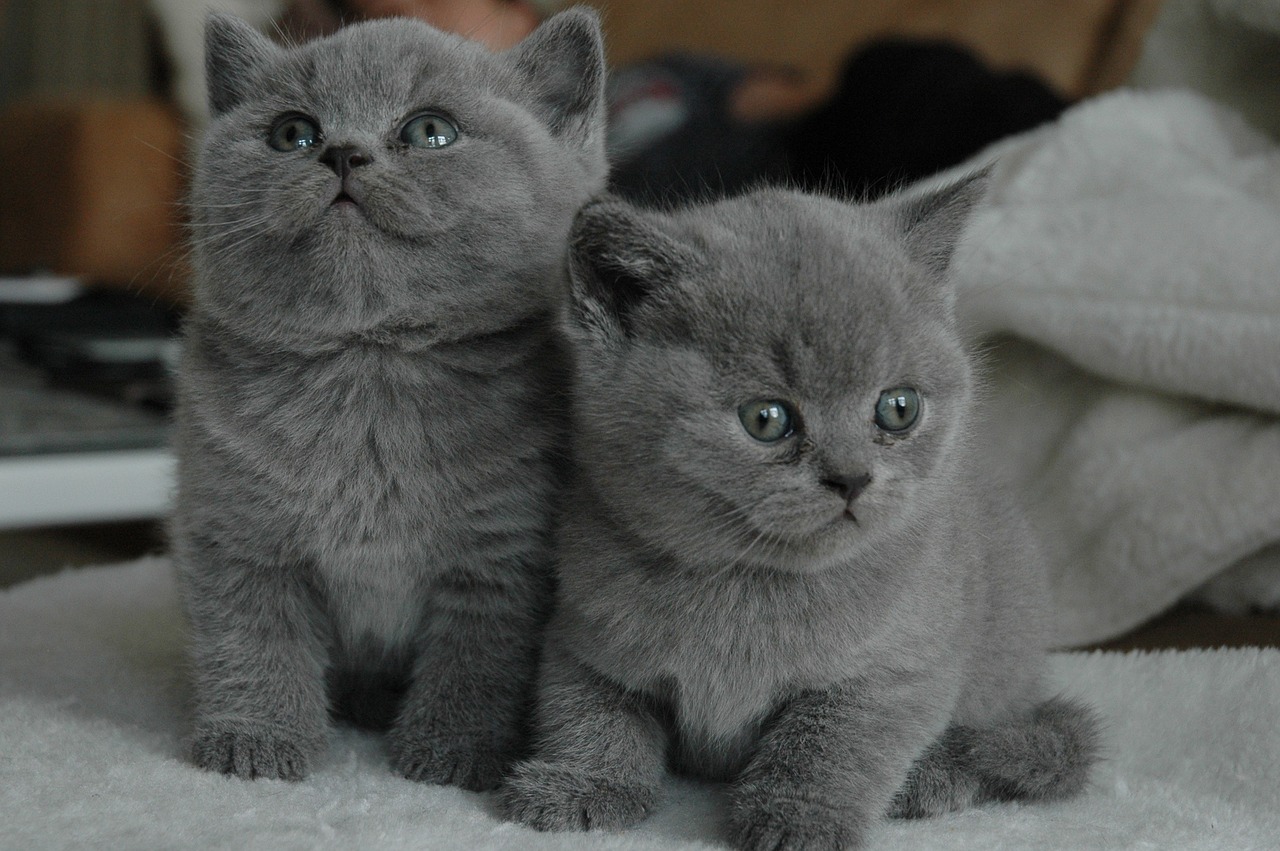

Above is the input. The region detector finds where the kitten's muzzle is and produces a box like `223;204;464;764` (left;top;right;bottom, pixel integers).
822;472;872;506
320;145;371;181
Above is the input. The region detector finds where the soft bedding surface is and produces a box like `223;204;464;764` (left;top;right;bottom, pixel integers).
3;558;1279;850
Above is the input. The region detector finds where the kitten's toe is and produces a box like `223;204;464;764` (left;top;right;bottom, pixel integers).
730;790;867;851
498;759;659;832
971;696;1102;803
889;729;982;818
190;725;317;781
389;729;512;791
889;762;981;819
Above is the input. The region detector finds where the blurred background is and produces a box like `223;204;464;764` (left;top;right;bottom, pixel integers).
10;0;1274;649
0;0;1161;572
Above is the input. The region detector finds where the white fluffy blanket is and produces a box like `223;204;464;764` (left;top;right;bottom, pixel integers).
940;88;1280;646
3;558;1280;850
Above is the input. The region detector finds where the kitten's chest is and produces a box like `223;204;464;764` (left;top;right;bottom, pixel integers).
579;569;858;779
218;345;537;553
258;348;479;462
276;354;438;471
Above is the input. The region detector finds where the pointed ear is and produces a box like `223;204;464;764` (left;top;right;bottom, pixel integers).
568;196;700;344
205;13;279;116
507;8;606;156
896;168;990;278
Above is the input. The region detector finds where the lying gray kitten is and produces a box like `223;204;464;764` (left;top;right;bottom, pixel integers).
171;9;606;787
500;181;1100;847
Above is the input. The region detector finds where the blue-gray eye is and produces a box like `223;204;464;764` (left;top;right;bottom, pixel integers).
400;112;458;148
268;115;320;151
875;387;921;433
739;400;796;443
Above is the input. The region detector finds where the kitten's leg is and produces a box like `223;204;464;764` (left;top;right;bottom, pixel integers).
889;696;1101;818
729;674;952;851
387;566;546;791
181;543;330;781
498;643;667;832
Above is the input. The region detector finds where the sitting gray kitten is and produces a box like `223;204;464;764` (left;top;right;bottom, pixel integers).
171;9;606;787
499;181;1100;848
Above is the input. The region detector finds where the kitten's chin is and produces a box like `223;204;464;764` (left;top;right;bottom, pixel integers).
329;195;361;213
737;541;866;576
733;513;899;575
321;198;377;230
315;199;460;243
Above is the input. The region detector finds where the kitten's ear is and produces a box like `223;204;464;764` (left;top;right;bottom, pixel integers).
508;8;606;155
895;168;990;278
205;13;279;116
568;196;698;343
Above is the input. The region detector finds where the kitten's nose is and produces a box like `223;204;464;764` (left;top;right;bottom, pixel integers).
823;472;872;504
320;145;370;179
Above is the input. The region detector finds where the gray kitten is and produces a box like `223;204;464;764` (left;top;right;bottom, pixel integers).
171;9;606;787
499;182;1099;848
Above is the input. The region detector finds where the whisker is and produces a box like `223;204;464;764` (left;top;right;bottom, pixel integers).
137;137;189;168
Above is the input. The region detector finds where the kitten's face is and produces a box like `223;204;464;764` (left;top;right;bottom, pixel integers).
191;12;605;346
568;186;981;573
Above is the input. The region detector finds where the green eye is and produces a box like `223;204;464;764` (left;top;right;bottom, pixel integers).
400;112;459;148
875;387;922;433
739;399;796;443
268;114;321;151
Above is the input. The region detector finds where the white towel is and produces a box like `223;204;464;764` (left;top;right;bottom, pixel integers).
937;89;1280;645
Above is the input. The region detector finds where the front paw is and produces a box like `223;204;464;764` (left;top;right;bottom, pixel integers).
730;789;867;851
190;725;318;781
889;738;981;819
499;759;659;832
388;728;513;791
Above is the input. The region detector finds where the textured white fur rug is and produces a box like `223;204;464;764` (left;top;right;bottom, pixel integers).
3;558;1279;850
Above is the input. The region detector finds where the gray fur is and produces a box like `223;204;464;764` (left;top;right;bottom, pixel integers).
498;182;1100;846
172;9;606;787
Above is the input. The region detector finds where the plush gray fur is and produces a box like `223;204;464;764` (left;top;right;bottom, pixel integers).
172;9;606;787
498;182;1100;847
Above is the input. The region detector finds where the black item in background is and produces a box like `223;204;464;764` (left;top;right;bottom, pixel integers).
0;290;181;410
783;39;1069;199
606;53;791;206
606;39;1069;207
0;289;179;340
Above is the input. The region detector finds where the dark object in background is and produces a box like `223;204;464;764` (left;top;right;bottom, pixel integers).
607;39;1069;205
785;39;1069;198
0;288;177;456
606;54;791;205
1;290;180;410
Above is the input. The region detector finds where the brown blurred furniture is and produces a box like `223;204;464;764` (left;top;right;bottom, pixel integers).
0;97;189;302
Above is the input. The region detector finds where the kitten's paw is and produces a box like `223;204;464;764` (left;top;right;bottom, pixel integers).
498;759;659;832
730;792;867;851
970;697;1102;803
190;726;317;781
889;732;981;819
889;762;980;819
389;729;513;791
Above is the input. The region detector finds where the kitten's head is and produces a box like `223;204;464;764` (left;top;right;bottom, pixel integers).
566;178;985;573
191;10;606;346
